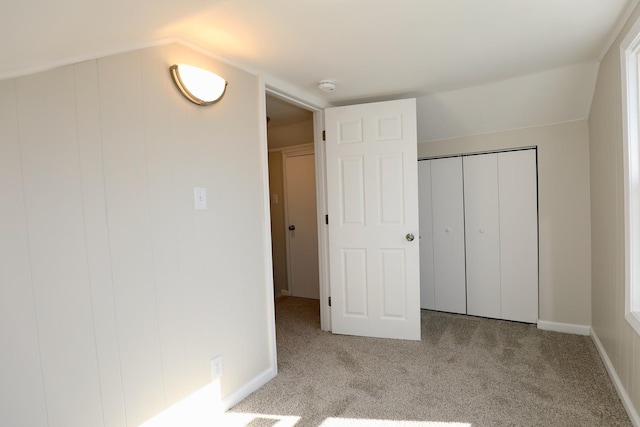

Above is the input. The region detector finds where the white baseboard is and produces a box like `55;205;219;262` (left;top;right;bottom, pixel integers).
220;366;277;412
591;330;640;427
537;320;591;335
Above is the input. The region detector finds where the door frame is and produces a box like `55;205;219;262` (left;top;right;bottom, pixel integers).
281;144;315;298
264;84;332;331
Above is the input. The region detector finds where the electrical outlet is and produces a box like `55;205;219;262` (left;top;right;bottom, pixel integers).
211;355;223;380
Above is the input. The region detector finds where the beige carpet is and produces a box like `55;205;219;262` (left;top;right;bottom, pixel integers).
229;297;630;426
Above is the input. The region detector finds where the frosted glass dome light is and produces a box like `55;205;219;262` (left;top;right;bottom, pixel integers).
170;64;227;106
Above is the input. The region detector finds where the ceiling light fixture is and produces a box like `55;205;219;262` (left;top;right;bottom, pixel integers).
170;64;227;106
318;80;336;93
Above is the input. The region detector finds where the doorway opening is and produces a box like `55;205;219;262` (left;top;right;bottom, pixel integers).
266;94;320;301
264;87;331;332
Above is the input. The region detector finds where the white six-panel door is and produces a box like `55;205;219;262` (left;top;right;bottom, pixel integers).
325;99;420;340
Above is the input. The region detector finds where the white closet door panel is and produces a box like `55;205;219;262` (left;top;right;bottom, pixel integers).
499;150;538;323
418;160;435;310
431;157;466;314
464;154;501;319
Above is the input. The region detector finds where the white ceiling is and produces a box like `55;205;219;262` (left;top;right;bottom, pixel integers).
1;0;637;105
266;95;313;128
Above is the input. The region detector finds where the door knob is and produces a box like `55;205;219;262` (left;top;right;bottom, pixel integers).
289;225;296;231
406;233;415;242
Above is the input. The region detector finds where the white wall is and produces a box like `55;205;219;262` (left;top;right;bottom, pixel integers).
416;61;599;142
589;1;640;421
0;42;276;427
418;120;592;327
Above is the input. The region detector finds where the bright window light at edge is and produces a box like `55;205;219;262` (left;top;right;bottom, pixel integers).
170;64;227;106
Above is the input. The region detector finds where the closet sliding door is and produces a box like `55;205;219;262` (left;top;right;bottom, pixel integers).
431;157;466;314
463;150;538;323
463;154;501;319
419;149;538;323
498;150;538;323
418;160;435;310
418;157;466;314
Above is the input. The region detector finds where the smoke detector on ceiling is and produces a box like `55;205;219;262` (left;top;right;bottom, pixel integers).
318;80;336;93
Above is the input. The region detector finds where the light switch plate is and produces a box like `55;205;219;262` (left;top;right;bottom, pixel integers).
194;187;207;210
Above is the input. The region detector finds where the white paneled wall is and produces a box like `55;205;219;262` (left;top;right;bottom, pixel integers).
0;43;275;427
589;1;640;421
0;79;49;427
18;66;105;427
99;50;166;426
75;59;128;427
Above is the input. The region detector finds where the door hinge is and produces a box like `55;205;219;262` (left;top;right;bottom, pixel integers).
322;130;326;141
328;296;332;307
325;214;329;225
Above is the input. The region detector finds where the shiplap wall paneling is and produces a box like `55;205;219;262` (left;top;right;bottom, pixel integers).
418;160;435;310
165;44;234;391
17;67;105;426
464;153;502;319
98;52;166;426
0;43;274;427
0;80;49;427
431;157;466;314
498;150;539;323
140;47;190;406
75;60;127;427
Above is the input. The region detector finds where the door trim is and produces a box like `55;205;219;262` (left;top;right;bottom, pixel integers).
313;110;331;331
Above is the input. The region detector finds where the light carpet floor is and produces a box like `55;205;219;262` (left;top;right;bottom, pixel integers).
229;296;630;426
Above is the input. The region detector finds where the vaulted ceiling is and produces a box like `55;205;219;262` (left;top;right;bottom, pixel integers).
2;0;637;106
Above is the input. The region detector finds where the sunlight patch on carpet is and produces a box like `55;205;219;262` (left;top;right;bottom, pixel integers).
319;419;471;427
215;413;301;426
